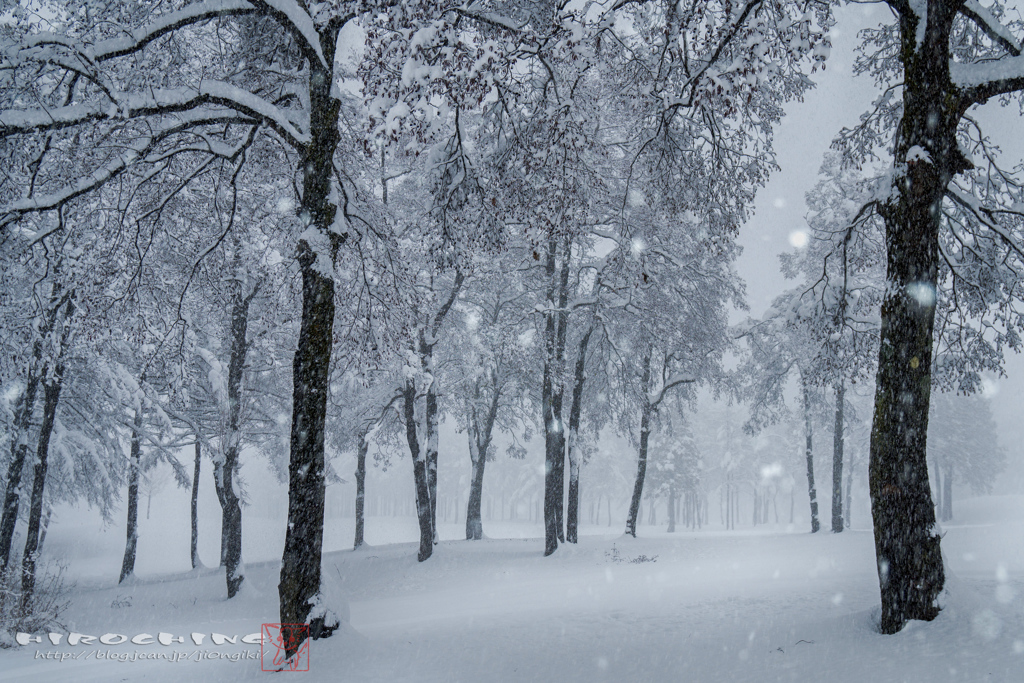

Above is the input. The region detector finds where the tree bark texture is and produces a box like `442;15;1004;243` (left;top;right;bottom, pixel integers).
802;377;820;533
625;350;653;538
465;373;499;540
542;235;571;555
565;324;593;544
354;432;368;548
0;290;66;570
832;380;845;533
20;360;64;608
404;382;434;561
220;275;257;599
0;371;39;571
868;4;973;634
191;440;201;569
279;26;346;654
120;406;143;583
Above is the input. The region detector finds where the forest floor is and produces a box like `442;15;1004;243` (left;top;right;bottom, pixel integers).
1;496;1023;682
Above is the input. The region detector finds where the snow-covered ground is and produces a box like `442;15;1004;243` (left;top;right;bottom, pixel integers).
2;496;1023;682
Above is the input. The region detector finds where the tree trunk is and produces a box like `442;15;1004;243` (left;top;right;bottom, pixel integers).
868;8;963;633
465;451;486;540
565;324;593;544
20;361;64;607
278;27;346;652
354;432;367;548
802;377;820;533
832;380;845;533
625;350;653;538
542;234;571;555
404;382;433;561
942;462;953;522
120;406;143;583
221;274;257;599
0;370;39;571
424;355;439;545
213;460;228;567
191;440;201;569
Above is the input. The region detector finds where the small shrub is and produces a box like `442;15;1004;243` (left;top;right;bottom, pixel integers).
0;561;72;648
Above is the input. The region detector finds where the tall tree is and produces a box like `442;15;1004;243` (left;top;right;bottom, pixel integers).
834;0;1024;632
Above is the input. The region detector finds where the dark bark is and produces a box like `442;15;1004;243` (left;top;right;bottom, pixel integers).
802;377;820;533
0;371;39;571
625;350;653;538
120;406;143;583
424;359;439;545
403;381;433;561
221;277;257;599
0;289;66;570
213;460;228;567
542;235;571;555
354;431;367;548
832;380;845;533
279;23;347;653
868;4;975;633
565;324;593;544
191;440;201;569
20;361;64;608
465;373;499;541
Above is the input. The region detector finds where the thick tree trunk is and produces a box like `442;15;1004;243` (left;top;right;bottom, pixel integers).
465;447;486;540
869;7;964;633
542;235;571;555
220;275;256;599
404;382;433;561
625;351;653;538
354;432;367;548
213;460;228;567
464;379;499;541
191;441;201;569
832;380;845;533
120;406;143;583
802;377;820;533
278;28;346;654
423;351;439;545
565;324;593;544
0;371;39;571
20;363;63;607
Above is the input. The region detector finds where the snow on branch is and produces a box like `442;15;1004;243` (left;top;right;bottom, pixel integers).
0;81;308;149
952;54;1024;103
648;372;696;408
24;0;256;63
248;0;329;68
0;111;251;230
959;0;1022;57
945;185;1024;260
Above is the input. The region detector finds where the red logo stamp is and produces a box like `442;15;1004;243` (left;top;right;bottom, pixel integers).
261;623;310;672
